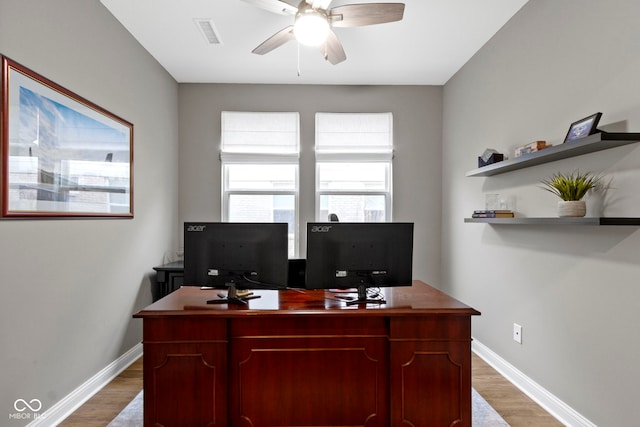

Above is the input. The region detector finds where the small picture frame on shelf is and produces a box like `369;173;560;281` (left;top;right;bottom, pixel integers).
564;112;602;143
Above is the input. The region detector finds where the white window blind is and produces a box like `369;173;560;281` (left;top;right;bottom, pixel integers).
316;112;393;159
221;111;300;160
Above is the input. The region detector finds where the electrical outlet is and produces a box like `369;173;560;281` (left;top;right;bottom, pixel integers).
513;323;522;344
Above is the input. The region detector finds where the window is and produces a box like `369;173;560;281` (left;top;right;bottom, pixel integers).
315;113;393;222
221;112;300;257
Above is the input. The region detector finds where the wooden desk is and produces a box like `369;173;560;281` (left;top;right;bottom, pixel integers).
134;281;480;427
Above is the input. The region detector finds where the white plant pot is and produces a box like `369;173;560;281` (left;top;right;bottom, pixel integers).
557;200;586;217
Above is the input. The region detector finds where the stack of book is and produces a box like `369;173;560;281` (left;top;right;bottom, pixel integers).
471;209;514;218
514;140;550;158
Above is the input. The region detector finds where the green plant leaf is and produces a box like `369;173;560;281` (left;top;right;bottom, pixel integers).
540;170;601;201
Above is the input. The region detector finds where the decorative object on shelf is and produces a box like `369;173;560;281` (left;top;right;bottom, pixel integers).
478;148;504;167
515;140;550;158
540;170;602;217
485;193;515;211
564;112;602;142
485;193;501;210
556;200;586;217
472;210;514;218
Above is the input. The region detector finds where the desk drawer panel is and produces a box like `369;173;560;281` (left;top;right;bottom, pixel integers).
143;341;227;427
390;316;471;341
143;317;227;342
230;316;388;338
230;336;389;427
390;340;472;427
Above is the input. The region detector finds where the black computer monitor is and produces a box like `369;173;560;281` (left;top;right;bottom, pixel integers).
184;222;289;305
305;222;414;305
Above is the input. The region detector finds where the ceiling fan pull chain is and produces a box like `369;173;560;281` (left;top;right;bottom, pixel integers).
297;42;301;77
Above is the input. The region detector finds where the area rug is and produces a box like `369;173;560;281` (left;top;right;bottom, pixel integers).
109;388;509;426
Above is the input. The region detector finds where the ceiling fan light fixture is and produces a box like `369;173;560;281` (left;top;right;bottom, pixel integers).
293;10;330;46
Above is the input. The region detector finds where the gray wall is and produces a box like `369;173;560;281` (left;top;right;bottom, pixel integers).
0;0;179;422
442;0;640;424
178;84;442;284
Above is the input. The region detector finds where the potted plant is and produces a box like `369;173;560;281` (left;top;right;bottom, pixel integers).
540;170;601;217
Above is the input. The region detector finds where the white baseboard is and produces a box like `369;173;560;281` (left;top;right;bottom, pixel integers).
472;339;596;427
27;343;143;427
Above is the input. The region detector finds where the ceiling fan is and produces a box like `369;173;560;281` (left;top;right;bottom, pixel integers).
242;0;405;65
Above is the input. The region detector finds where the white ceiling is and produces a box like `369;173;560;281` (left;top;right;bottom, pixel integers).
100;0;528;85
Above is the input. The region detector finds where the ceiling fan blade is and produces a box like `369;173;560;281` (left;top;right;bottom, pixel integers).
252;26;296;55
322;30;346;65
330;3;405;27
241;0;298;15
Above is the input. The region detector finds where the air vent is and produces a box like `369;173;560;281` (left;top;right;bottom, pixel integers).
194;18;222;45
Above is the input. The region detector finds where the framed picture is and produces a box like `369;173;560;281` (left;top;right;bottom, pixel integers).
1;56;133;218
563;112;602;143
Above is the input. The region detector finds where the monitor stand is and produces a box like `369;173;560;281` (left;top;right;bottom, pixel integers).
207;283;261;305
346;285;386;306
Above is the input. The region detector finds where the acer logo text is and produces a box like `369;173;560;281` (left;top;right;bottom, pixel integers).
311;225;332;233
187;225;207;232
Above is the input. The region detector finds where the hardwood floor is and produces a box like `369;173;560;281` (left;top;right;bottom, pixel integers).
60;353;562;426
58;358;142;427
472;353;563;426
